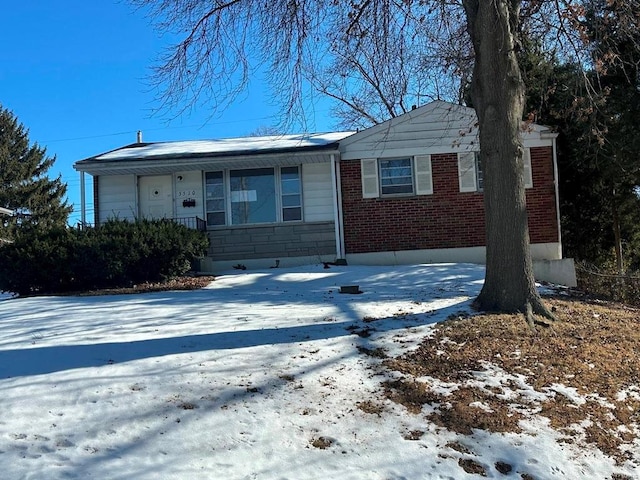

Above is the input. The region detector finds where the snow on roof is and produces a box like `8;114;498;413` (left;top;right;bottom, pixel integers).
91;132;355;162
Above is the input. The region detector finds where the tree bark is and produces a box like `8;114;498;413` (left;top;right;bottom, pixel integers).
462;0;554;322
611;193;624;274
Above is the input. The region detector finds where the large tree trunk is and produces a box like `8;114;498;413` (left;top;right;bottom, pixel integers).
463;0;554;322
611;193;624;274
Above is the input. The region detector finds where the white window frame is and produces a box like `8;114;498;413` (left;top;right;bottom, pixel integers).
379;157;415;196
280;165;303;222
204;166;304;227
204;171;226;226
361;156;433;199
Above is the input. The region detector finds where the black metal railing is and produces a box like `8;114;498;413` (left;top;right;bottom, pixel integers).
174;216;207;232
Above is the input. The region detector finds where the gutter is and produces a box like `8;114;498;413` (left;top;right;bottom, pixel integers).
73;149;343;175
74;143;345;168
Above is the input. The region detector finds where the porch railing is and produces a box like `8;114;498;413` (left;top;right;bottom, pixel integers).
174;216;207;232
76;217;207;232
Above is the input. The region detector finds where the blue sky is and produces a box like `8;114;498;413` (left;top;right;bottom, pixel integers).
1;1;334;226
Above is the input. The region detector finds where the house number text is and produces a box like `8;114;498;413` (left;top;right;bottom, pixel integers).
177;190;196;197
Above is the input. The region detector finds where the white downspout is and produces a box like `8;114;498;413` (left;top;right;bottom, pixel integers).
336;158;346;260
330;154;345;261
80;171;86;227
552;135;562;259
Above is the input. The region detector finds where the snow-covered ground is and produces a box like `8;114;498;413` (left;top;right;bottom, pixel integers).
0;264;635;479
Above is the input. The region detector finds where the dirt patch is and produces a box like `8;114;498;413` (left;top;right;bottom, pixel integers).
356;400;384;415
382;379;441;414
458;458;487;476
356;345;388;359
403;430;425;441
310;436;333;449
446;441;473;454
495;461;513;474
346;325;374;338
428;386;523;435
383;296;640;464
77;276;215;296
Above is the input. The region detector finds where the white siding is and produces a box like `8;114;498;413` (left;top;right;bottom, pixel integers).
339;100;555;160
340;101;479;159
98;175;137;223
302;163;334;222
174;171;205;220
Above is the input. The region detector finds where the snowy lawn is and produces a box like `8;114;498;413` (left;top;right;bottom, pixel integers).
0;263;637;479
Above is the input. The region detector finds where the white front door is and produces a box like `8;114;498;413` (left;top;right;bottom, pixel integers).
139;175;173;219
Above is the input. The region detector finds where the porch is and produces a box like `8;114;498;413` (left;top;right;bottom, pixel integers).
174;216;207;232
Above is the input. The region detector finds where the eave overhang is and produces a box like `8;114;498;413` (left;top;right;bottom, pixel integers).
74;148;342;176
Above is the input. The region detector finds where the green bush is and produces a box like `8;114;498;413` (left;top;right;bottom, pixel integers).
0;224;74;295
0;219;209;296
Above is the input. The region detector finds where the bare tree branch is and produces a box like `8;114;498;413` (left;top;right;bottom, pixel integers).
129;0;640;317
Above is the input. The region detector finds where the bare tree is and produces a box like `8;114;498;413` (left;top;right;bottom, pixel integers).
129;0;637;322
132;1;470;128
247;125;285;137
310;1;471;129
461;0;549;322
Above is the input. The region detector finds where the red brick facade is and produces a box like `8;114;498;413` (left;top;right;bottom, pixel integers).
526;147;560;243
340;147;559;254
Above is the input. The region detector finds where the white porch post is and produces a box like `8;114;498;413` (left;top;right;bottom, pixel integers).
330;154;346;260
80;171;86;227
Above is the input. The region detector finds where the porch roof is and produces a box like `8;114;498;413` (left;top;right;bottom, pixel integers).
74;132;354;175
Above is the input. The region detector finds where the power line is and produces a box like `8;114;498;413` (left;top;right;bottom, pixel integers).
43;131;139;144
41;113;284;144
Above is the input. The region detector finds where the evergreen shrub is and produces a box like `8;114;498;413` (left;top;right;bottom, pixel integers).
0;219;209;296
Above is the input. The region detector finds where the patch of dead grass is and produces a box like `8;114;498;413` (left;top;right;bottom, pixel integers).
310;436;333;449
403;430;425;441
458;458;487;476
356;345;388;359
382;296;640;464
356;400;384;415
446;441;474;454
428;386;523;435
75;276;216;296
382;379;441;414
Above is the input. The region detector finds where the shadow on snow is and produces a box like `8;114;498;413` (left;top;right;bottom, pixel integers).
0;264;484;378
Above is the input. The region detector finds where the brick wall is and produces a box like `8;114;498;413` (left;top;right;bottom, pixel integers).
526;147;560;243
340;148;558;254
